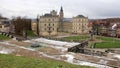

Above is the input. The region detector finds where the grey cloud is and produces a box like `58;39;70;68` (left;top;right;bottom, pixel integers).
0;0;120;19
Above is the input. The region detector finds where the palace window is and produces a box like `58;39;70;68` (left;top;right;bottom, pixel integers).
81;19;83;22
49;23;50;26
48;19;50;21
0;25;2;28
49;28;50;30
44;24;46;26
44;28;46;30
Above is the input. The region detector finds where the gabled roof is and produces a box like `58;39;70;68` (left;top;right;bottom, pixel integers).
44;14;52;17
76;15;86;18
0;16;8;20
0;19;10;25
42;13;58;17
60;6;63;12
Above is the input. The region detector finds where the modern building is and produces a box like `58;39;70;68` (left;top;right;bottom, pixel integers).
32;7;89;36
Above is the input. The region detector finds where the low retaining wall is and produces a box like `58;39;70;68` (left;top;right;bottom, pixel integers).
0;32;14;39
68;40;107;57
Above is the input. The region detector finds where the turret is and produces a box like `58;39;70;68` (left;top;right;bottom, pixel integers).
50;10;57;16
59;6;64;20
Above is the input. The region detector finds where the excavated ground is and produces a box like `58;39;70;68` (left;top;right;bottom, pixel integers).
0;38;120;68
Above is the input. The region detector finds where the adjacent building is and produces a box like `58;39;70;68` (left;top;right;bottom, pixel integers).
0;19;11;33
62;18;72;33
72;15;88;34
91;18;120;37
32;7;89;36
31;19;37;35
39;10;60;36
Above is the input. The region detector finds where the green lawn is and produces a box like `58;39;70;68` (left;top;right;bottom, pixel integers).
0;54;93;68
27;30;36;37
0;34;10;40
91;36;120;48
63;35;90;41
62;35;120;48
96;36;119;42
92;42;120;48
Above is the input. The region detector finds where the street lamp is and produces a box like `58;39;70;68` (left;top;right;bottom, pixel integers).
37;15;40;36
89;30;94;41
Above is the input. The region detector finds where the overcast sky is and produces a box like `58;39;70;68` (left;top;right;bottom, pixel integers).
0;0;120;19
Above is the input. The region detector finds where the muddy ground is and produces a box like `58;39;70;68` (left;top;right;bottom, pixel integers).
0;39;120;68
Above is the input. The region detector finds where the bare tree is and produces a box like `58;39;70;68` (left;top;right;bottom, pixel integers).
11;17;31;36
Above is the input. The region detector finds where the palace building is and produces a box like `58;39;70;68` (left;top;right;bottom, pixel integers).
32;7;89;36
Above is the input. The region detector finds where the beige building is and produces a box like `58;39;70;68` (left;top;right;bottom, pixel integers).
38;10;60;36
31;7;89;36
72;15;88;34
31;20;37;35
62;18;72;33
0;19;11;33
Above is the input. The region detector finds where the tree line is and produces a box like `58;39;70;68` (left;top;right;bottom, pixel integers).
11;17;31;35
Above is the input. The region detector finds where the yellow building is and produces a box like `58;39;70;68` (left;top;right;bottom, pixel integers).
39;10;59;36
72;15;89;34
62;18;72;33
31;7;89;36
0;19;11;33
31;20;37;35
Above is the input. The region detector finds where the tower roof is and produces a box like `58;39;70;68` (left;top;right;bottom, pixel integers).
60;6;63;12
77;15;85;18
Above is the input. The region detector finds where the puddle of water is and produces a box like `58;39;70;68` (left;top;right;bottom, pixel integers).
77;60;112;68
0;49;10;54
98;60;108;64
114;54;120;59
61;54;74;63
0;48;14;54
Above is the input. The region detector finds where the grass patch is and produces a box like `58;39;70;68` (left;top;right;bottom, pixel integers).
0;34;10;40
91;36;120;48
27;30;36;37
96;36;119;42
91;42;120;48
62;35;120;48
0;54;93;68
63;36;90;41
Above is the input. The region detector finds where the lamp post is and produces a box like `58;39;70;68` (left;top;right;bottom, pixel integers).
36;15;39;37
23;29;27;39
89;30;94;41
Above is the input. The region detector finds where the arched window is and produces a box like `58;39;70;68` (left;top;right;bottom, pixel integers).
44;24;46;26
